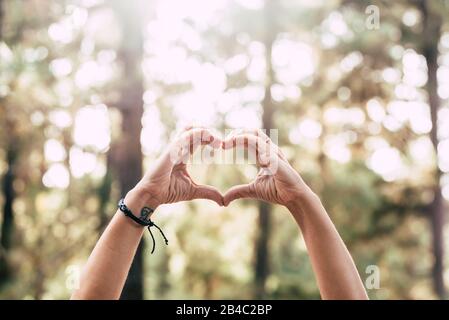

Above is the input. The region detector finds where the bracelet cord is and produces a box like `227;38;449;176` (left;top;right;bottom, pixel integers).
118;198;168;254
147;222;169;254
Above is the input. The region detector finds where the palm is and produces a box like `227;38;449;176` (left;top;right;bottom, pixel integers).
222;130;307;207
249;160;304;205
163;165;204;203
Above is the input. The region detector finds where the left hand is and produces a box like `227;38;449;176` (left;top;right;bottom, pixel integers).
130;127;224;211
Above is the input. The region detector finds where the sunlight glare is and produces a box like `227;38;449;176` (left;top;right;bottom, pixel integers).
326;12;348;37
367;99;386;123
49;110;72;129
298;119;322;139
272;39;316;85
340;51;363;73
75;60;113;89
48;21;74;44
225;104;262;128
236;0;264;10
323;136;351;163
409;136;434;168
43;163;70;189
50;58;73;78
192;63;227;99
73;104;110;152
173;92;217;127
54;79;74;107
368;147;405;181
69;147;98;178
141;105;166;155
224;54;249;75
402;49;427;87
382;68;401;84
45;139;67;162
156;0;227;28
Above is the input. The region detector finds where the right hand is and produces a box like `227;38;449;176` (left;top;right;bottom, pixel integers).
222;129;313;207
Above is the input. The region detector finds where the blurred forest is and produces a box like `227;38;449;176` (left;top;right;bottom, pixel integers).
1;0;449;300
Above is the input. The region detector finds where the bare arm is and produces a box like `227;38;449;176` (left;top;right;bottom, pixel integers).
287;192;368;299
71;189;152;300
71;128;223;299
222;129;368;300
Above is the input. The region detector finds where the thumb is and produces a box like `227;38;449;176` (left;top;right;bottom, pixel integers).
223;184;254;206
192;184;224;206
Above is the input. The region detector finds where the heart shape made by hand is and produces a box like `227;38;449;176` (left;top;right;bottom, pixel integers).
135;127;307;210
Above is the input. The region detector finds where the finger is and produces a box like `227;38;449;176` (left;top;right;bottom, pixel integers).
192;184;224;206
185;129;221;160
236;128;271;140
222;184;254;206
183;128;223;151
224;128;271;144
222;134;273;167
170;128;222;165
228;129;287;161
226;133;281;174
148;127;222;176
222;133;264;150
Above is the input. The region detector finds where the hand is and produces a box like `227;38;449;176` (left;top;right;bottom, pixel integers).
222;129;312;207
131;127;224;210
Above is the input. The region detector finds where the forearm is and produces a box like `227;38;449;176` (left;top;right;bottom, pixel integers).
287;192;368;300
71;188;151;300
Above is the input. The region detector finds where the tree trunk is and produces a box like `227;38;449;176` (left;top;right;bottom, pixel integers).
254;0;276;299
155;248;170;298
0;146;16;283
111;0;145;300
419;0;446;299
0;0;17;287
97;153;113;234
1;148;15;251
0;0;3;39
254;201;271;299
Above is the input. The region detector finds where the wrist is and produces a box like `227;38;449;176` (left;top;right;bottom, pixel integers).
285;188;320;214
124;186;161;215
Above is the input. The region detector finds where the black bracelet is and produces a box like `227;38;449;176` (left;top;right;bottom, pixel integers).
117;198;168;254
